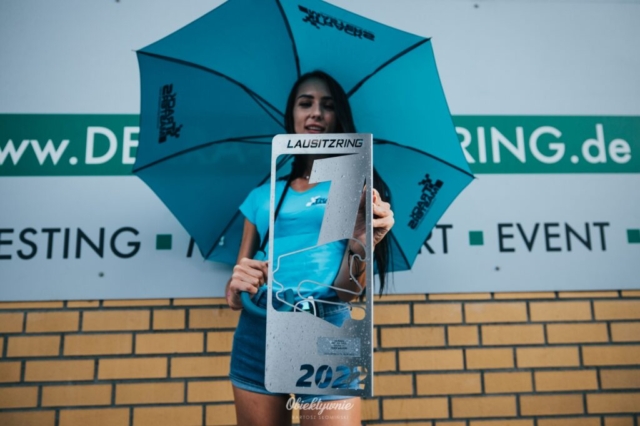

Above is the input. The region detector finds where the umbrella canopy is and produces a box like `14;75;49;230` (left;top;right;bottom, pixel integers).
134;0;474;271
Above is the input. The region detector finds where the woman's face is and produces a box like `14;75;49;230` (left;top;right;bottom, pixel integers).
292;78;338;134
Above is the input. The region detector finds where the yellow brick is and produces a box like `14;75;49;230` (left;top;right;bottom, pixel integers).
413;303;462;324
452;396;516;418
611;322;640;342
583;345;640;366
103;299;170;307
0;362;21;383
481;324;544;345
517;347;580;368
0;301;63;309
361;398;380;421
466;348;514;369
135;332;203;354
429;293;491;300
530;301;592;321
25;360;94;382
25;311;79;333
448;325;479;346
0;337;3;355
520;394;584;415
465;303;527;323
0;386;38;408
207;331;234;352
59;408;129;426
470;421;534;426
604;417;635;426
494;292;556;299
7;335;60;357
373;304;410;325
374;351;396;372
171;356;230;378
190;308;240;328
173;298;226;306
205;404;237;426
98;358;167;380
188;380;233;402
134;406;202;426
537;419;600;426
0;313;23;333
534;370;598;391
82;310;150;331
546;323;609;343
595;301;640;320
559;291;619;298
64;334;132;356
373;374;413;396
0;411;55;425
152;309;185;330
436;422;466;426
622;291;640;297
417;373;481;395
381;326;445;348
377;294;427;301
399;349;463;371
369;423;432;426
484;372;532;393
383;397;449;419
600;369;640;389
116;382;183;404
67;300;100;308
588;393;640;413
42;384;111;407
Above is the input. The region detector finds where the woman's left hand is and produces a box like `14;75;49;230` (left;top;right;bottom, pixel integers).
372;188;394;246
352;188;394;251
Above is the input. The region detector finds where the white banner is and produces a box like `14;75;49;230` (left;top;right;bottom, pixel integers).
1;0;638;300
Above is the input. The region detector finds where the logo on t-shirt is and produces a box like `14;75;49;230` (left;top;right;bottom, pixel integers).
306;196;327;207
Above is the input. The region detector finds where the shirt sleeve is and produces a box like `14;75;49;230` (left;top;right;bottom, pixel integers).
239;186;258;225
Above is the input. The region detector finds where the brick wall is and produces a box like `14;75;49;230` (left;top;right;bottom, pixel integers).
1;291;639;426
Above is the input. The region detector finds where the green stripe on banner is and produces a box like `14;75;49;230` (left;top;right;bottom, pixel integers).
1;114;639;176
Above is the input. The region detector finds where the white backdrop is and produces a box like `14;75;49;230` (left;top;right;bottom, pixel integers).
1;0;639;300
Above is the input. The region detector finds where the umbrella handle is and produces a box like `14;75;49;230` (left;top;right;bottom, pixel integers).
240;290;295;318
240;291;266;318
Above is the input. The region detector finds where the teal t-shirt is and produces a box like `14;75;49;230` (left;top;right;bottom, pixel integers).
240;180;347;300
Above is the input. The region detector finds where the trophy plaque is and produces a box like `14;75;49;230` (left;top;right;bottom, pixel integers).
263;133;374;397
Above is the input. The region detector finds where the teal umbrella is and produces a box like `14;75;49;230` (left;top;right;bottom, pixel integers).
134;0;474;271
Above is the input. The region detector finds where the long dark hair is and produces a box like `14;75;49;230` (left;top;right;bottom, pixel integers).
283;70;392;295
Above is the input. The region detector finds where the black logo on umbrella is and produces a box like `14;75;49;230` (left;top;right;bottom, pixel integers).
409;174;443;230
157;84;183;143
299;5;375;41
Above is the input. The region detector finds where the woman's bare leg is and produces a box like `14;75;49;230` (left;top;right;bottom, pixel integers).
300;397;361;426
233;385;292;426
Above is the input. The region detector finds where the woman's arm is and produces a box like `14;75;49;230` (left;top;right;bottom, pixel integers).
332;188;394;302
225;219;268;310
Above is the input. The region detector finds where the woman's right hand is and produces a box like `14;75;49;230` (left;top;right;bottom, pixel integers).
226;257;268;310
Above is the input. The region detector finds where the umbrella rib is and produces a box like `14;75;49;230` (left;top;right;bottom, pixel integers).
132;136;276;173
346;38;430;98
388;230;411;271
204;154;293;259
375;138;475;179
246;90;286;129
275;0;301;79
137;51;286;123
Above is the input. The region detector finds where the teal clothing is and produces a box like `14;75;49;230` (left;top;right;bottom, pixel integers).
239;180;346;300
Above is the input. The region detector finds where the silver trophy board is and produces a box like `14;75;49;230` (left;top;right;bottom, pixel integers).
265;133;374;397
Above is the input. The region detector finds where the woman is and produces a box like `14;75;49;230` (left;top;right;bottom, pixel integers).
226;70;394;426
